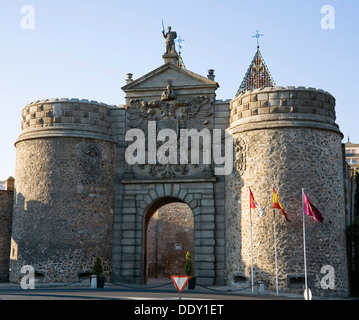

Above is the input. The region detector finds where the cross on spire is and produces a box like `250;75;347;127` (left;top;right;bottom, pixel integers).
236;31;275;95
252;30;264;48
175;35;185;55
175;35;186;69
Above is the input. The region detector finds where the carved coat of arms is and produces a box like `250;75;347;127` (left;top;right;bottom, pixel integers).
234;138;246;176
126;86;213;178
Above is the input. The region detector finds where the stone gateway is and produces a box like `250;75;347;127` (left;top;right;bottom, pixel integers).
0;27;353;298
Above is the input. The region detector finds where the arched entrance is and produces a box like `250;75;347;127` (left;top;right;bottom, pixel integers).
143;197;194;284
112;179;224;286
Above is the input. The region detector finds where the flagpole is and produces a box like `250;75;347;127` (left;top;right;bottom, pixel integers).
248;187;254;294
302;188;308;292
273;207;279;295
249;204;254;294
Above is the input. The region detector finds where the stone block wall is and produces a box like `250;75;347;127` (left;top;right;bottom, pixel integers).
18;98;116;143
0;179;14;282
147;202;194;278
112;178;218;286
230;86;336;124
110;64;227;286
213;99;231;285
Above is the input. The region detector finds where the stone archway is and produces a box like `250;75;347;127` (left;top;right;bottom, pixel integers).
144;199;194;283
112;178;225;286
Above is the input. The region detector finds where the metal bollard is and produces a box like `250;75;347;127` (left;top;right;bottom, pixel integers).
258;281;264;294
91;275;97;289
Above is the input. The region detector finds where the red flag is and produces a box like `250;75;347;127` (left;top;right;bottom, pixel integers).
303;191;324;223
249;188;257;209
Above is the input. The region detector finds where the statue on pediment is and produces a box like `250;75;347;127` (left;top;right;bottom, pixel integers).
162;26;177;54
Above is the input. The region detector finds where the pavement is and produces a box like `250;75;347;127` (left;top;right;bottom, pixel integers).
0;277;352;301
2;281;355;320
1;278;356;320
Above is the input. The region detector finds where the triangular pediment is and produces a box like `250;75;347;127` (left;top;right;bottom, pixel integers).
122;64;218;92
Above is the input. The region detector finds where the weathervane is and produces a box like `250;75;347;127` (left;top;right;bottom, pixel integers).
175;35;185;55
252;30;264;48
176;35;186;69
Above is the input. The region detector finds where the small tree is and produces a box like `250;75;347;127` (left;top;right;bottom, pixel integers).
92;256;104;277
355;171;359;216
185;251;193;277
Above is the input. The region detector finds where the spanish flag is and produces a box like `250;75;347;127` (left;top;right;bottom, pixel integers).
272;188;290;222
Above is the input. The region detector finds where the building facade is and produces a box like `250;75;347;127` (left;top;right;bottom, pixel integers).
0;30;354;297
345;142;359;171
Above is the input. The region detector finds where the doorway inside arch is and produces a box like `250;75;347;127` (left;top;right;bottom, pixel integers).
144;199;194;284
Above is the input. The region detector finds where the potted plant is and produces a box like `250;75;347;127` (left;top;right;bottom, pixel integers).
185;251;196;290
92;256;105;288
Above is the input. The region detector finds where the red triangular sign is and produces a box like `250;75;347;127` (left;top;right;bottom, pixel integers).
171;275;190;293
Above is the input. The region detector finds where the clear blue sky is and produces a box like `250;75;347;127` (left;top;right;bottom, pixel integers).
0;0;358;179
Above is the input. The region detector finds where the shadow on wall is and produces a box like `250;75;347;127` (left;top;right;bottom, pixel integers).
0;187;14;283
9;192;112;284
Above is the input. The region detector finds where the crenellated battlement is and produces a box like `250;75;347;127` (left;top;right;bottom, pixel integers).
17;98;119;144
229;86;340;135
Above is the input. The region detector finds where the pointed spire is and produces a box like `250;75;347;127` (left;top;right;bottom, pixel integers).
236;48;276;95
178;54;186;69
236;31;276;95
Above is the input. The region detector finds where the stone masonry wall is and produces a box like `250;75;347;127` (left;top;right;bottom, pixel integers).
11;99;116;283
0;188;14;282
226;87;349;298
113;179;217;286
10;64;351;300
111;64;226;286
11;138;115;283
147;202;194;278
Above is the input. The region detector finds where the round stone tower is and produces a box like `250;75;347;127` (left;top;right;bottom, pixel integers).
226;86;349;297
10;98;116;283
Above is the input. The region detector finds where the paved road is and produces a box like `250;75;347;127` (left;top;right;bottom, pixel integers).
0;281;299;300
1;283;347;320
0;286;298;319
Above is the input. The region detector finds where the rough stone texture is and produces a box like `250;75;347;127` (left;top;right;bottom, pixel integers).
10;100;115;283
111;63;225;286
0;189;13;282
147;203;194;278
6;59;352;298
18;98;116;144
113;178;218;286
226;87;349;298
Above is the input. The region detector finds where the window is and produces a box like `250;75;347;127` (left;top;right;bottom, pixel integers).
287;275;305;289
232;273;247;284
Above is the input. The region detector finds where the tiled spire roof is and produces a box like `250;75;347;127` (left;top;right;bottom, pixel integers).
236;48;276;95
178;53;186;69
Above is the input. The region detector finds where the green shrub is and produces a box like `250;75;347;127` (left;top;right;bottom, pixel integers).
185;251;193;277
92;256;104;277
